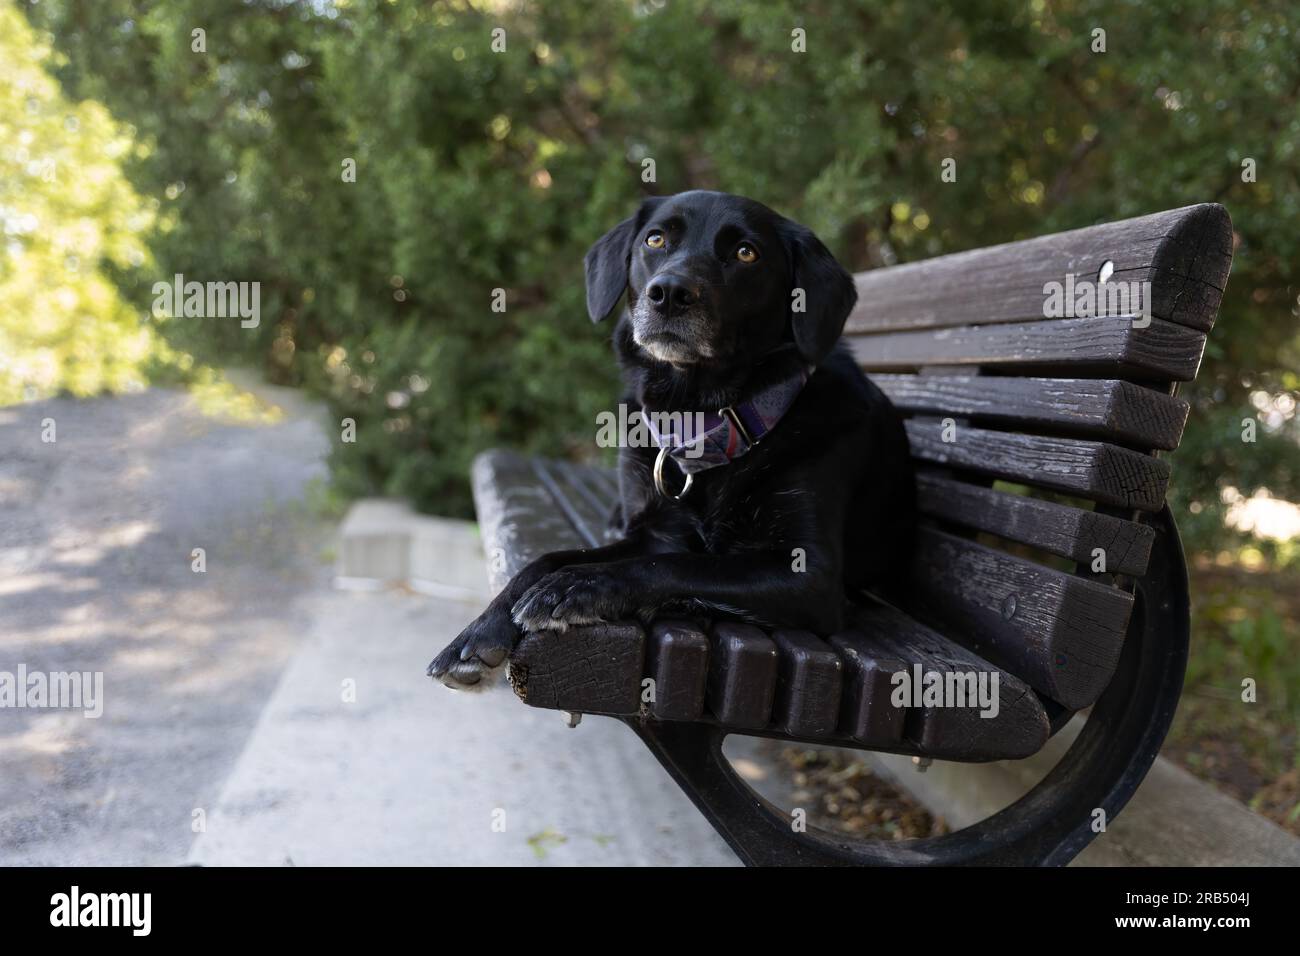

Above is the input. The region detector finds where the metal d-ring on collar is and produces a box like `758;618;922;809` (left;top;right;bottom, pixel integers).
653;405;750;500
654;444;693;500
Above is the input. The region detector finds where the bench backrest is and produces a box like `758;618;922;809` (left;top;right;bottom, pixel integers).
846;204;1233;711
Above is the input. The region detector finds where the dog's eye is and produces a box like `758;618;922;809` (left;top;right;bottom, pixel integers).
645;231;665;249
736;244;759;263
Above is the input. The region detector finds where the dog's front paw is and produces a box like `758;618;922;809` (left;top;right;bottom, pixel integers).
510;566;626;633
427;608;517;691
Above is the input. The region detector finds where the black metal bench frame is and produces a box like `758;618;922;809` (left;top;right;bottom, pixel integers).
467;203;1232;866
625;505;1187;865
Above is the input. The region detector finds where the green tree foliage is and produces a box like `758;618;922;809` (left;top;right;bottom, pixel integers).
0;1;158;403
17;0;1300;534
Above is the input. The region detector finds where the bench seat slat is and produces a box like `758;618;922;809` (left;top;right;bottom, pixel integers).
915;472;1155;577
904;420;1171;511
508;610;1054;760
770;629;844;738
846;203;1231;335
556;460;620;524
471;450;589;590
827;630;909;747
707;622;779;729
851;603;1050;761
509;623;646;715
531;458;611;549
906;526;1134;710
848;314;1206;382
646;619;710;720
875;373;1189;450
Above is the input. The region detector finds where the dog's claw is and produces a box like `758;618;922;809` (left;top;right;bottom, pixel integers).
434;659;485;688
427;608;517;691
428;652;498;691
510;588;568;633
512;567;622;632
551;596;601;627
459;640;507;666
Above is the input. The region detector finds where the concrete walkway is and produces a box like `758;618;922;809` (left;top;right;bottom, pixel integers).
188;532;736;866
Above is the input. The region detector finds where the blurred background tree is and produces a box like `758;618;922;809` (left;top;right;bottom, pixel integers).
0;1;159;403
14;0;1299;532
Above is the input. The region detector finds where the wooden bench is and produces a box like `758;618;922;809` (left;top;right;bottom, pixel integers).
470;203;1233;865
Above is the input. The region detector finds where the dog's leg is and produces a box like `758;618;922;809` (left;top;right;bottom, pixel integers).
511;549;845;637
427;535;657;690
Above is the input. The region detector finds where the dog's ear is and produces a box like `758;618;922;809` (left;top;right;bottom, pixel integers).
782;221;858;365
584;196;663;323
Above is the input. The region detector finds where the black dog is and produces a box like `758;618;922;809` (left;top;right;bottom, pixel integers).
429;190;914;689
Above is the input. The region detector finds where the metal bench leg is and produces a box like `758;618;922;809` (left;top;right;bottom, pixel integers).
624;505;1190;866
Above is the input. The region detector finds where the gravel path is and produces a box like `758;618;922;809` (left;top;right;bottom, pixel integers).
0;386;332;865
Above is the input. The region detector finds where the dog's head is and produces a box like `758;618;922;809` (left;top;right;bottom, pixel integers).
584;190;857;371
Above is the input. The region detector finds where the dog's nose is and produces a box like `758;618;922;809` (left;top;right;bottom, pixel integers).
646;275;698;317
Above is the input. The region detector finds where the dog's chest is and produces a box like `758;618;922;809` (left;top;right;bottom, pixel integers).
683;452;814;551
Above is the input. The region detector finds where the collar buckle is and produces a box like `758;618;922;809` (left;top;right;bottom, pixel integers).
718;405;755;448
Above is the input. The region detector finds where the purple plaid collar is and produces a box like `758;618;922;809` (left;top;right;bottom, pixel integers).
642;347;813;491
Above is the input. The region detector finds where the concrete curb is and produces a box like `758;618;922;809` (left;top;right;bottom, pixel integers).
336;498;491;599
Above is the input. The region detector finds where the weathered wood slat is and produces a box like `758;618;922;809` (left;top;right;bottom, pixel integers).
508;623;645;715
770;630;843;738
828;630;908;747
574;460;621;505
707;622;778;729
471;450;590;591
848;315;1207;382
556;460;619;521
646;619;710;720
915;473;1155;576
904;420;1171;511
531;458;612;548
847;203;1232;335
906;526;1134;710
874;374;1190;450
504;606;1051;760
852;603;1050;761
